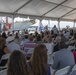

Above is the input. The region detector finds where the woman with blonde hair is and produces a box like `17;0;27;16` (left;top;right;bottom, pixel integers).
7;50;29;75
28;44;51;75
0;37;9;66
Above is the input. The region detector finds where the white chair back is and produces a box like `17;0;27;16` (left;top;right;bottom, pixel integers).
0;69;7;75
0;53;10;69
0;54;10;62
27;48;34;54
55;66;70;75
72;65;76;71
70;65;76;75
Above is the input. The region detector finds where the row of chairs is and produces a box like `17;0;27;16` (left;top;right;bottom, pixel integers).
0;65;76;75
55;66;70;75
0;53;76;75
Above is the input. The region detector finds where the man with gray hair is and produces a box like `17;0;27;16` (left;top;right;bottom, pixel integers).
53;36;61;52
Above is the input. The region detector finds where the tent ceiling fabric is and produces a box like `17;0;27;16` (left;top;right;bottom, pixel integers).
0;0;76;21
0;0;29;13
45;6;72;18
45;0;65;4
63;10;76;19
63;0;76;8
18;0;57;16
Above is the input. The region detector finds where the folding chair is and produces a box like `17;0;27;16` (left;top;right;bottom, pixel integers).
0;69;7;75
23;43;37;53
55;66;70;75
26;48;34;60
0;53;10;69
27;48;34;54
70;65;76;75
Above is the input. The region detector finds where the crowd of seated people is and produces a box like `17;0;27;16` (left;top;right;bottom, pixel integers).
0;45;51;75
0;25;76;75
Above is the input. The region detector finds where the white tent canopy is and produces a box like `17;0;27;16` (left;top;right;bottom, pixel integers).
0;0;76;21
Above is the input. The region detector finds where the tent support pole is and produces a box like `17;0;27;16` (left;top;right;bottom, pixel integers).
12;15;15;30
48;20;50;30
73;20;75;28
58;20;60;31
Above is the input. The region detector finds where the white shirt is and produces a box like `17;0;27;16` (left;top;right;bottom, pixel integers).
7;42;21;52
44;43;54;65
44;42;54;55
64;32;70;39
52;27;58;34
